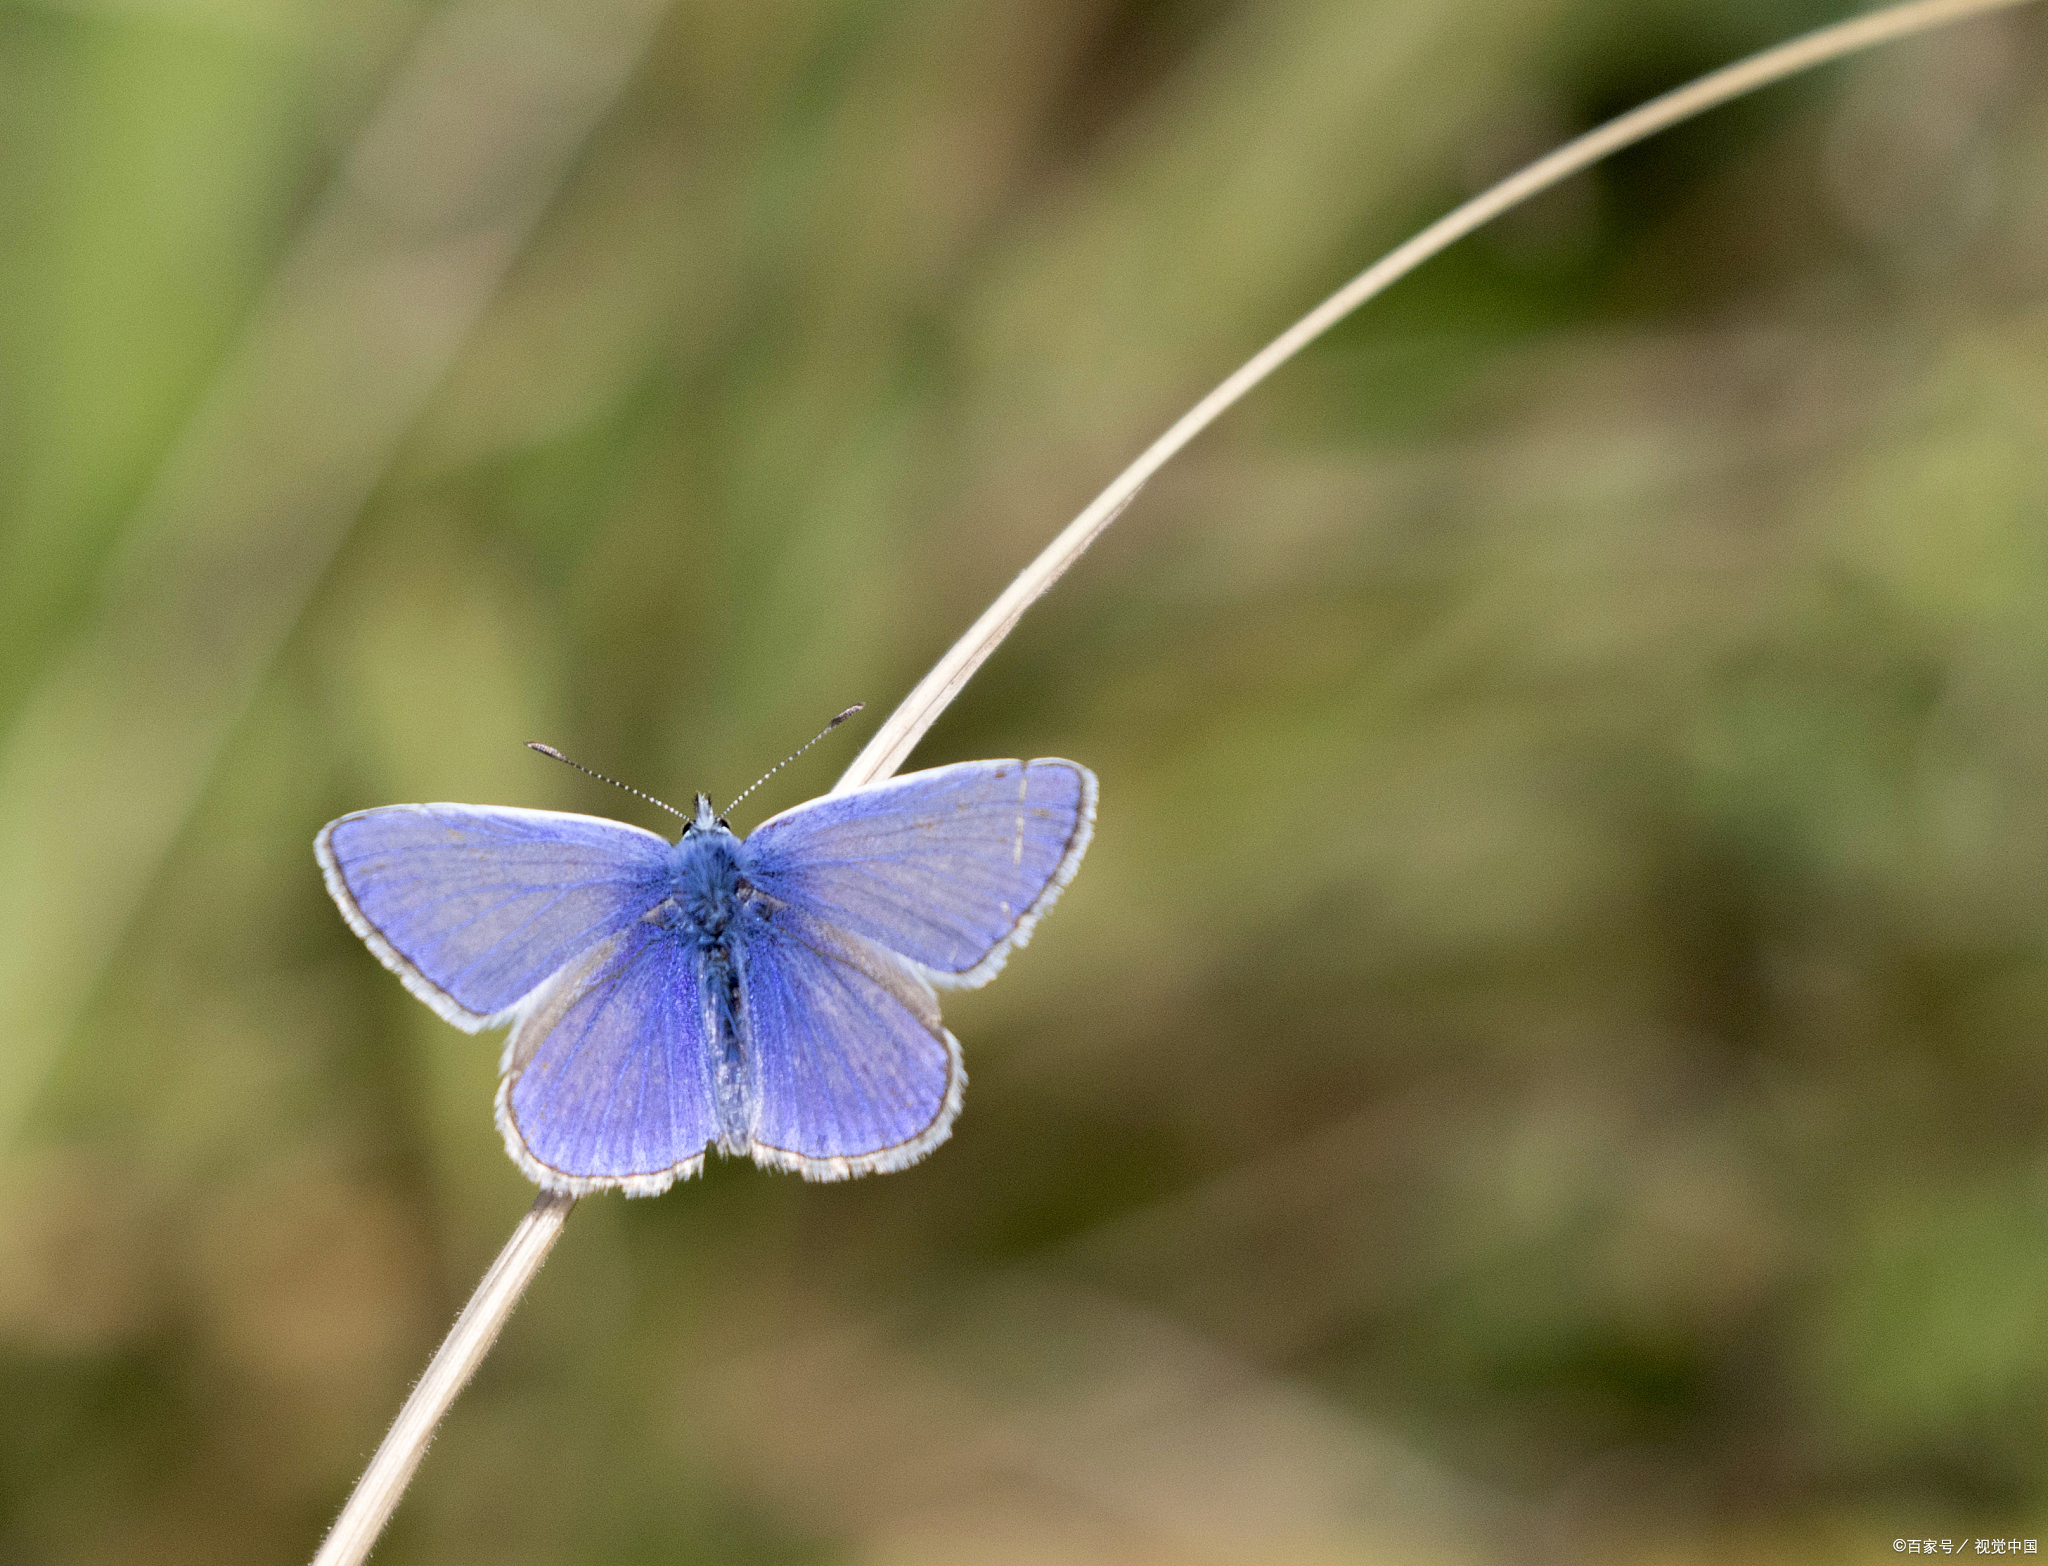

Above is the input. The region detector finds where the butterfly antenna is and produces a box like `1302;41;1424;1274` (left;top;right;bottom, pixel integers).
526;743;689;823
724;704;864;817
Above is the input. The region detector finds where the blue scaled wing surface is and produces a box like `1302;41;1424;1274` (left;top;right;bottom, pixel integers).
495;925;721;1196
730;757;1095;1179
740;904;963;1180
740;758;1097;988
316;804;671;1028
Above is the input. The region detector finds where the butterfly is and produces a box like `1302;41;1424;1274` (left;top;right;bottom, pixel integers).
315;756;1096;1194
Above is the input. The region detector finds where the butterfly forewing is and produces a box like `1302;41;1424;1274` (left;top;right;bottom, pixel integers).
317;804;671;1027
740;758;1096;986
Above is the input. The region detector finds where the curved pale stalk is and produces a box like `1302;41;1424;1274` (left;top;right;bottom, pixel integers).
311;1192;574;1566
833;0;2037;793
314;1;2039;1560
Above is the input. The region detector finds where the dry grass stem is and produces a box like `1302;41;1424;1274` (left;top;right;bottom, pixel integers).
311;1192;574;1566
831;0;2039;794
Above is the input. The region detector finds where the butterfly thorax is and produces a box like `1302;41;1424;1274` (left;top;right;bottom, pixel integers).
658;823;750;949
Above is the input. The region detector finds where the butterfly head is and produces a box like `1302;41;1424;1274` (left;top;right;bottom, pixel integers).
689;792;727;835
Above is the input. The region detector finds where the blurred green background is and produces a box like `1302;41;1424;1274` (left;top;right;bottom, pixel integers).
2;0;2047;1560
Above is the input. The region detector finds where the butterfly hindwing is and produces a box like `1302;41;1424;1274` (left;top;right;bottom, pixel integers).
496;925;721;1196
739;758;1096;987
317;804;671;1028
739;904;962;1179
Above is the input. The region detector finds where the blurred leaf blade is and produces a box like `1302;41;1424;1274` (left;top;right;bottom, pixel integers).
0;0;674;1151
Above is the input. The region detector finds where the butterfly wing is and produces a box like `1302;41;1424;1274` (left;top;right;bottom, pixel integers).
738;904;962;1179
495;925;720;1195
317;804;672;1029
740;758;1096;987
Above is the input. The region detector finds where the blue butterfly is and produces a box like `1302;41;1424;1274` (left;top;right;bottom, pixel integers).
315;758;1096;1194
